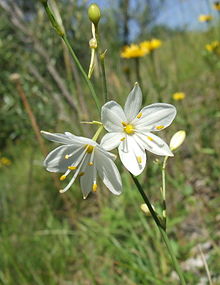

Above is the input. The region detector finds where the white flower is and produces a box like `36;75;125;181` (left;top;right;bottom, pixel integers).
41;131;122;199
100;83;176;176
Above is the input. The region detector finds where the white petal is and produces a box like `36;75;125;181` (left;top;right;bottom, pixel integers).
80;160;96;199
100;132;124;151
118;135;146;176
95;149;122;195
132;103;176;131
65;132;97;146
41;131;74;144
124;83;142;121
101;101;127;132
97;145;117;161
44;145;79;172
59;152;88;193
136;133;173;157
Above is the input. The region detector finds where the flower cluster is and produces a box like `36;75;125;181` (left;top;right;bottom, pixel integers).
0;156;11;167
42;84;176;198
140;39;162;52
213;1;220;11
120;44;147;59
198;14;213;22
205;41;220;55
120;39;162;59
172;92;186;101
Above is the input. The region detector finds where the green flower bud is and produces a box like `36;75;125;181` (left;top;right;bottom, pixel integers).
88;4;101;26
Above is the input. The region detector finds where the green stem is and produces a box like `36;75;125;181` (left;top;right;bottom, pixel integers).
130;174;186;285
42;2;101;111
162;156;168;229
62;35;101;111
100;51;108;102
131;173;162;229
134;58;142;89
92;125;103;141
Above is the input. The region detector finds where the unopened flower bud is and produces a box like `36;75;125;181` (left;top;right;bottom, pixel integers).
169;130;186;151
140;203;155;216
100;49;107;60
88;4;101;26
9;73;20;82
89;38;97;49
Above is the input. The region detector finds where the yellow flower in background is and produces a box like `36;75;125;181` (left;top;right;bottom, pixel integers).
120;44;148;58
213;1;220;11
198;14;213;22
172;92;186;101
140;38;162;53
0;157;11;167
205;41;220;55
120;39;162;59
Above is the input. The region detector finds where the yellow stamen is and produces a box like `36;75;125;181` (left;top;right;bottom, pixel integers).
65;155;69;159
137;113;142;119
156;125;164;130
60;175;66;181
121;121;127;127
68;166;77;170
137;156;142;163
147;136;153;141
120;137;126;141
93;183;98;192
124;124;135;134
88;162;93;166
79;172;85;177
85;144;94;153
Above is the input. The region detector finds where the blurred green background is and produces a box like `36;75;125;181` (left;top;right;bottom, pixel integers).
0;0;220;284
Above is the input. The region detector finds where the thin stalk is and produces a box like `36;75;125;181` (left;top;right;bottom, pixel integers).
42;2;101;111
100;51;108;102
130;173;186;285
92;125;104;141
161;156;168;230
134;58;142;89
92;23;108;102
62;35;101;111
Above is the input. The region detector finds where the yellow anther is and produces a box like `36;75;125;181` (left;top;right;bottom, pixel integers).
92;183;98;192
121;121;127;127
137;113;142;119
68;166;77;170
120;137;126;141
88;162;93;166
79;172;85;177
65;155;69;159
124;124;135;134
137;156;142;163
156;125;164;130
85;144;94;153
60;175;66;181
147;136;153;141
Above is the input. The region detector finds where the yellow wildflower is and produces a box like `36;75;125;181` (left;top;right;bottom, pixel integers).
120;44;148;58
205;41;220;55
0;157;11;166
213;2;220;11
198;14;213;22
140;38;162;53
172;92;186;101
